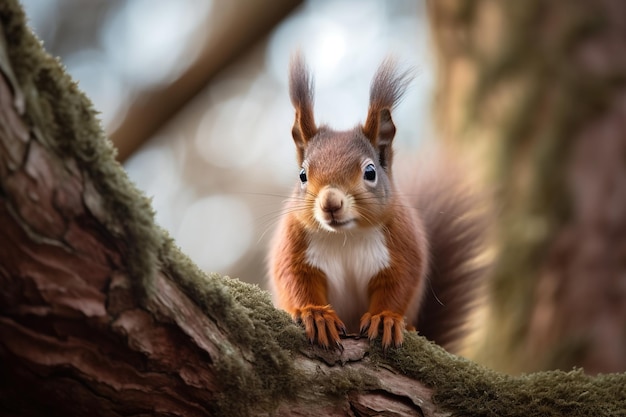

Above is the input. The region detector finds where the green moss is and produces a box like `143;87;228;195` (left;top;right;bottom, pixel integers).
384;333;626;417
158;233;306;415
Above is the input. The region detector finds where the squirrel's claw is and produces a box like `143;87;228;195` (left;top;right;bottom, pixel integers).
294;305;345;350
359;310;405;350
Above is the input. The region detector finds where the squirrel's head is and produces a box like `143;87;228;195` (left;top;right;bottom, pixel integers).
288;53;412;233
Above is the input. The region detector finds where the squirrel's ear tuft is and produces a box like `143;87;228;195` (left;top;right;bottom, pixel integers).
289;52;317;164
362;58;413;168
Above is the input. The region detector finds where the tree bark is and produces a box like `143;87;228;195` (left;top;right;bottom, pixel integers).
429;0;626;374
0;1;625;416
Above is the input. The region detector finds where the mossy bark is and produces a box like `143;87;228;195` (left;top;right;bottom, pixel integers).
0;0;625;416
429;0;626;374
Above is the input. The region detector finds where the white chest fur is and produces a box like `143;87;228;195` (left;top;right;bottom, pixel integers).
305;228;390;332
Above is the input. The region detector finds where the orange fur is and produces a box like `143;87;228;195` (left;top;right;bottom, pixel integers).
269;212;346;348
360;202;427;348
268;54;486;351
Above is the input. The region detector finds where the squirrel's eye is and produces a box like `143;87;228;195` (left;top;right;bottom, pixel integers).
363;164;376;182
299;168;307;184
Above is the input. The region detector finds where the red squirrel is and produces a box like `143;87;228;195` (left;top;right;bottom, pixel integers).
268;54;486;352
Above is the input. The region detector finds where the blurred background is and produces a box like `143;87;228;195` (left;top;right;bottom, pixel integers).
22;0;436;285
21;0;626;376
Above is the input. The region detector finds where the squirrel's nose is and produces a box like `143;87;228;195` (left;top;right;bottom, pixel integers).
322;199;343;213
320;188;344;213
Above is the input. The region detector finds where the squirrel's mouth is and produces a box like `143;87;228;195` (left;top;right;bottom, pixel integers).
330;219;353;227
321;217;356;231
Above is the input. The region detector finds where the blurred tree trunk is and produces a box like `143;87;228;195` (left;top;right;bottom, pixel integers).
428;0;626;374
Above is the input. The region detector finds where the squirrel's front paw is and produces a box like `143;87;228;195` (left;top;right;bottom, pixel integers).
294;305;346;349
359;311;405;349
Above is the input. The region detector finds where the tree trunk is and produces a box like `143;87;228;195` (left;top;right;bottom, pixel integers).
429;0;626;374
0;1;625;416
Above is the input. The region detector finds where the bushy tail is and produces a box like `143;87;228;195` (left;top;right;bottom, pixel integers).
399;150;490;353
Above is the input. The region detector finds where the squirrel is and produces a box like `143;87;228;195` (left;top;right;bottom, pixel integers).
268;53;487;352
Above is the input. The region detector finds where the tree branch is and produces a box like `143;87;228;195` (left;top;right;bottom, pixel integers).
0;1;624;416
109;0;302;162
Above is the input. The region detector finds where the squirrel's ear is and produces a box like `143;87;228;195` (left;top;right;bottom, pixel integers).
289;53;317;165
363;58;412;169
363;106;397;169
